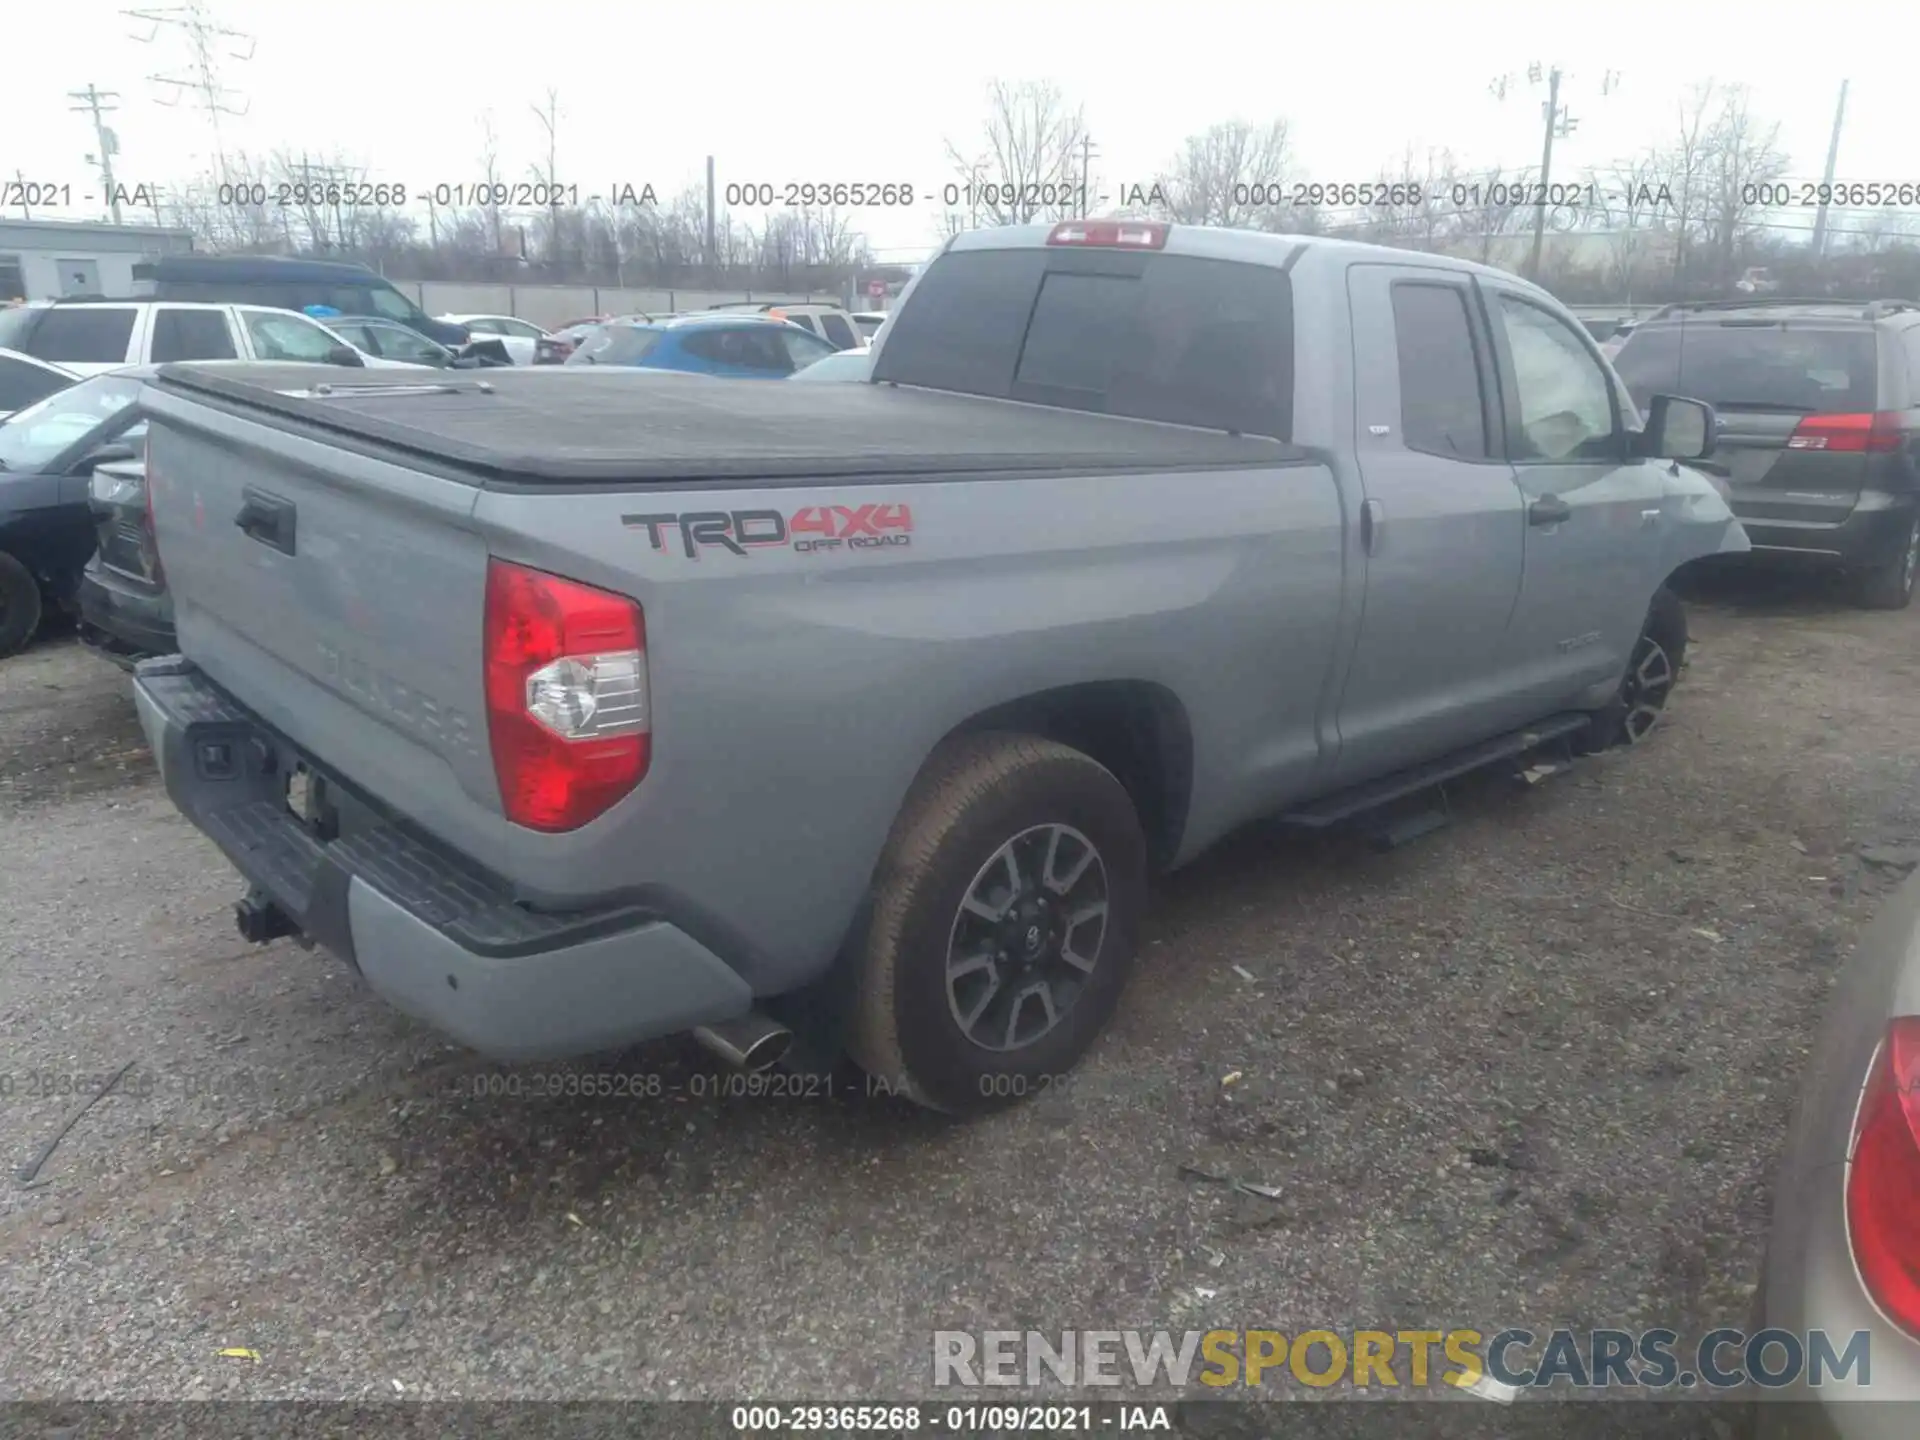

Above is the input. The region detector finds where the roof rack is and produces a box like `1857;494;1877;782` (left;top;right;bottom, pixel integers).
1648;297;1915;321
705;300;815;311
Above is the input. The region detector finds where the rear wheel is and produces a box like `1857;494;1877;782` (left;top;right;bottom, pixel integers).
1578;586;1688;752
1848;514;1918;611
0;551;45;659
848;733;1146;1116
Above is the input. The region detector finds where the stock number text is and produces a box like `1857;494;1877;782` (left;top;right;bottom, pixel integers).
1744;181;1920;208
724;182;916;208
218;181;410;208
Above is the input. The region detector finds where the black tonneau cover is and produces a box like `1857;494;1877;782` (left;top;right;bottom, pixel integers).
149;362;1308;486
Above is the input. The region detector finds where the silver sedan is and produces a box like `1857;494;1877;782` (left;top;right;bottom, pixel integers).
1759;865;1920;1436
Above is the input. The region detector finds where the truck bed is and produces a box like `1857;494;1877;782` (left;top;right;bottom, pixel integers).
149;362;1310;487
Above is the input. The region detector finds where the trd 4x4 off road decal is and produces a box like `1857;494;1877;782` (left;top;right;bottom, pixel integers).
623;504;914;559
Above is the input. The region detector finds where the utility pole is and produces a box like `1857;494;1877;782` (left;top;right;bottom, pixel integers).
1078;132;1098;214
1810;79;1849;261
11;171;31;219
1526;66;1564;282
70;85;125;223
705;155;717;280
1493;63;1615;282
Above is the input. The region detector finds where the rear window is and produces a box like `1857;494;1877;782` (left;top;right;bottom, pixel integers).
875;248;1293;439
567;326;663;366
24;307;137;364
820;313;857;349
1613;323;1878;414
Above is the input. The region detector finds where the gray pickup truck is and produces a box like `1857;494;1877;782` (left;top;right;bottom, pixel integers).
130;221;1747;1114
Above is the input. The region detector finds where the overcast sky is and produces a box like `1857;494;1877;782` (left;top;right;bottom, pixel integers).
3;0;1907;263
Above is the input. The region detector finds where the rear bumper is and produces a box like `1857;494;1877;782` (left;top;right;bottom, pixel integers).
131;658;753;1061
1735;492;1917;569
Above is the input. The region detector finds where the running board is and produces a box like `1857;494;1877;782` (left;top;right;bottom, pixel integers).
1280;713;1590;830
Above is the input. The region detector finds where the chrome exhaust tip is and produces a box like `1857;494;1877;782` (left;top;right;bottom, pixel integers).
692;1014;793;1074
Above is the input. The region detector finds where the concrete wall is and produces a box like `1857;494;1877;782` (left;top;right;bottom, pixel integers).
394;281;851;327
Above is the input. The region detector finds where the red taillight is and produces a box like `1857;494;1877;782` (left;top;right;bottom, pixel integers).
483;560;650;832
1045;219;1170;250
1847;1016;1920;1337
1786;412;1903;454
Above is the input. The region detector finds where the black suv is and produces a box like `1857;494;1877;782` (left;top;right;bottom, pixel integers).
1611;298;1920;608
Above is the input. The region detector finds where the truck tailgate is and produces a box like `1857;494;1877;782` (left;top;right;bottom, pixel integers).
141;383;503;840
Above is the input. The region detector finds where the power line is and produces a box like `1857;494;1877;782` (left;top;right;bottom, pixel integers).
68;85;125;224
124;3;254;187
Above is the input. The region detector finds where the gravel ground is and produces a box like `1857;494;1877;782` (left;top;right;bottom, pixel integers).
1;575;1916;1435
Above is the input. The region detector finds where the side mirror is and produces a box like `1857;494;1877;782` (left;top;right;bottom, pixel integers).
324;345;367;368
77;441;139;471
1637;394;1716;461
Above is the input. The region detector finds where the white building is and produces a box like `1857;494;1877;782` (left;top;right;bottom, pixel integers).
0;218;196;302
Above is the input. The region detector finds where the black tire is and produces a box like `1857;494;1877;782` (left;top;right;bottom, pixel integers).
848;732;1147;1116
1847;514;1918;611
1577;585;1689;753
0;550;45;659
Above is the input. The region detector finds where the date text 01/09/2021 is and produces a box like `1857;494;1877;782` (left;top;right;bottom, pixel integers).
729;1404;1174;1432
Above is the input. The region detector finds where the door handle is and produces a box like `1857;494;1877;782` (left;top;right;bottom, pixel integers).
1359;498;1386;556
235;488;297;556
1528;495;1572;527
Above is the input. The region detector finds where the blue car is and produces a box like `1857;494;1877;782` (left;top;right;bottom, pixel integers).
563;315;838;378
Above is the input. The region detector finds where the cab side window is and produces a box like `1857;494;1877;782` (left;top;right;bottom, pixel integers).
1389;282;1489;459
1496;295;1620;462
151;308;239;361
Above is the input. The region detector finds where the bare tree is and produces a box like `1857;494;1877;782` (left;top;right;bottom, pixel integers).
1149;119;1295;229
476;112;506;256
1657;81;1720;284
1593;151;1670;300
529;89;564;269
1703;85;1788;284
1451;165;1538;266
1351;146;1461;252
944;80;1089;227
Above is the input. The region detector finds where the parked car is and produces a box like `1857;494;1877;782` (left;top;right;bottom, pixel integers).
321;316;459;367
436;314;549;365
77;453;171;669
0;348;78;420
565;314;836;377
1611;298;1920;609
131;253;470;348
705;301;864;351
0;366;154;657
787;347;874;382
132;219;1742;1114
1757;865;1920;1436
851;311;887;342
1599;321;1638;359
534;319;609;366
0;300;434;377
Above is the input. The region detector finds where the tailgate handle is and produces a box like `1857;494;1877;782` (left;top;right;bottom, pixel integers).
235;488;296;556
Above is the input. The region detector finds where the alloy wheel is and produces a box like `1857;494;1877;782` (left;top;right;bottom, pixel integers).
1620;636;1677;745
945;823;1110;1052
